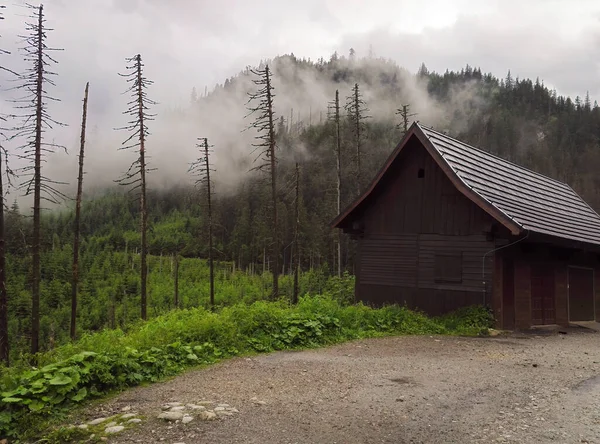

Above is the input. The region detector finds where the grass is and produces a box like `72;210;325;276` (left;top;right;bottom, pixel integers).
0;295;494;441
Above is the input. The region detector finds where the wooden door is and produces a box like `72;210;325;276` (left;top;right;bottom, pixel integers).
531;263;555;325
568;267;594;321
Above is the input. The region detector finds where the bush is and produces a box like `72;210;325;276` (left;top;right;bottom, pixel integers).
0;298;492;440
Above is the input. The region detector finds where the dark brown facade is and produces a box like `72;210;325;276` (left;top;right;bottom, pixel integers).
334;123;600;329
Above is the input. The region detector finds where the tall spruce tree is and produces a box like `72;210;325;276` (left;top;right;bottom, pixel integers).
246;64;279;299
116;54;156;320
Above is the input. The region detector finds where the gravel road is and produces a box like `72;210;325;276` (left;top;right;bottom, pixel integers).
88;329;600;444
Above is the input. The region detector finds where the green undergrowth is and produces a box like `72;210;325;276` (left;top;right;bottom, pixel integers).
0;296;493;441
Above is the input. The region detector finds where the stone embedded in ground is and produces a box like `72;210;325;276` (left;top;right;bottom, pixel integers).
158;411;184;421
166;402;183;407
161;405;171;410
216;411;233;416
228;408;239;413
197;401;213;406
77;424;89;430
198;411;218;421
121;413;136;419
121;405;132;412
251;397;267;405
127;418;143;424
88;417;108;426
105;425;125;434
182;416;193;424
214;406;225;412
104;421;117;428
170;406;186;412
187;404;206;411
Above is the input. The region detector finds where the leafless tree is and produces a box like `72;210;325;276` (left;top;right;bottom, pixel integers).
292;162;300;304
190;137;215;307
246;64;279;299
12;4;65;355
345;83;369;197
0;2;14;366
396;104;416;135
116;54;156;320
329;89;343;278
70;82;89;340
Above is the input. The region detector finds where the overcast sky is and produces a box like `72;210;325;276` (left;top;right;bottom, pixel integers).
3;0;600;111
1;0;600;201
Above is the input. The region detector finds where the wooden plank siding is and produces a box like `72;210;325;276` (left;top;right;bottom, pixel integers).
354;139;497;313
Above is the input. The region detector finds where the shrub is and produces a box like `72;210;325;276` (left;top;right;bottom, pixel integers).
0;298;492;440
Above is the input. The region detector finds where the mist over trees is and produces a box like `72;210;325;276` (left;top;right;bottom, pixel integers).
0;3;599;362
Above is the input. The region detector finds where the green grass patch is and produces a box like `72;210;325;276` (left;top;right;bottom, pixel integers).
0;296;493;441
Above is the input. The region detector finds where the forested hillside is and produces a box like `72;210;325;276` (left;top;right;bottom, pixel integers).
6;52;600;361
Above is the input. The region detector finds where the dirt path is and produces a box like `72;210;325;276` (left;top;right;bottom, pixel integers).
85;329;600;444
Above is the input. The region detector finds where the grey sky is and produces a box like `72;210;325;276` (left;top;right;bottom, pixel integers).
4;0;597;106
2;0;600;201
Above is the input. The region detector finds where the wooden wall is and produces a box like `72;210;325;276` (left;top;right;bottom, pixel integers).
354;137;496;312
497;245;600;329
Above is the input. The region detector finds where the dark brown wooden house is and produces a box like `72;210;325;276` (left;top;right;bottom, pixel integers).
332;123;600;329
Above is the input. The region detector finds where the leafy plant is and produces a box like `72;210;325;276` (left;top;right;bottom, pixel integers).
0;298;493;440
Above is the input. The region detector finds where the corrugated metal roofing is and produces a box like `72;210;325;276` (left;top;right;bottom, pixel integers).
418;123;600;246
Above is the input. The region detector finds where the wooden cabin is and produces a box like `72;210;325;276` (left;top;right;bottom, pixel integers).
332;123;600;329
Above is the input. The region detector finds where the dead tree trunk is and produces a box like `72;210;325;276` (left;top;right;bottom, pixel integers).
396;104;416;135
246;64;279;299
0;3;11;365
346;83;369;198
70;82;89;341
116;54;156;321
30;5;43;356
191;138;215;307
204;139;215;307
0;148;7;365
292;163;300;304
13;5;65;355
334;90;342;278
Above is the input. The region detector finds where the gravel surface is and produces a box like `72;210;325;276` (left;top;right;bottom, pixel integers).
87;329;600;444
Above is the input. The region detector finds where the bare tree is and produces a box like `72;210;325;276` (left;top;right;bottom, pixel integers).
345;83;369;197
116;54;156;321
190;138;215;306
13;4;65;355
70;82;89;340
396;104;416;135
246;64;279;299
292;162;300;304
0;143;10;365
0;2;13;366
329;90;343;278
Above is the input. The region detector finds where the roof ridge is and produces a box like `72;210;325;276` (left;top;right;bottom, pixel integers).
417;123;569;189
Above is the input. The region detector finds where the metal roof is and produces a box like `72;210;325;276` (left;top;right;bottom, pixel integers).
418;123;600;246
